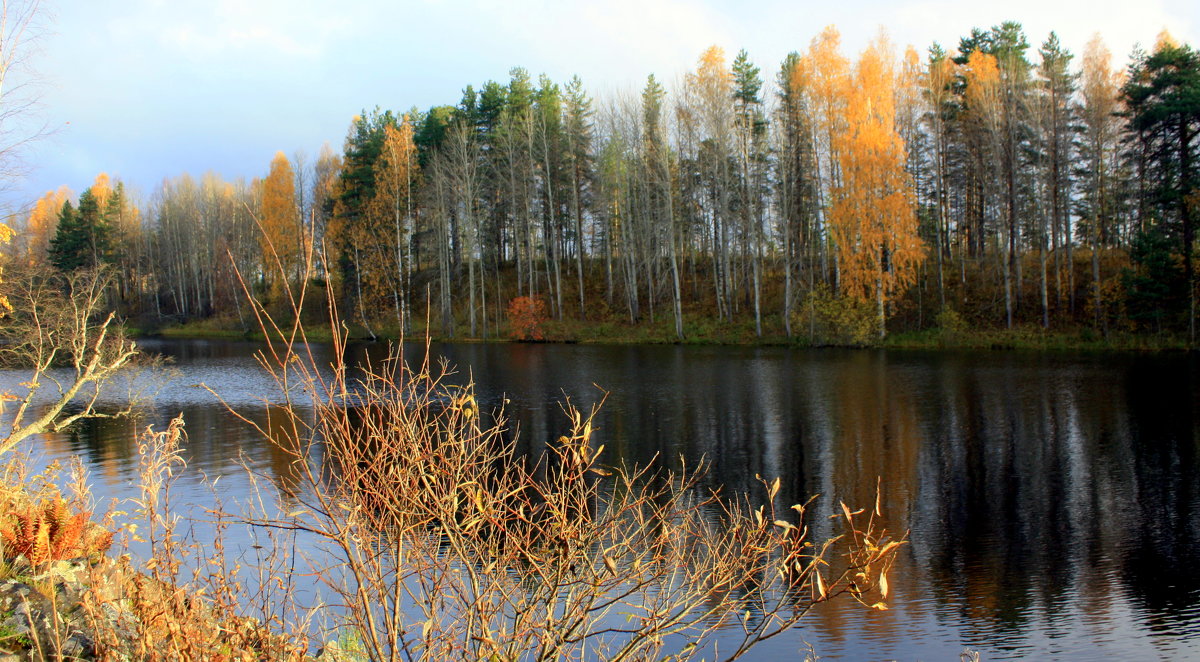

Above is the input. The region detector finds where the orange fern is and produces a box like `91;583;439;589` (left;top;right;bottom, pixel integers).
0;498;114;564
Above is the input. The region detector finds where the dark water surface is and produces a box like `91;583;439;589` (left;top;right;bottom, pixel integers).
7;339;1199;661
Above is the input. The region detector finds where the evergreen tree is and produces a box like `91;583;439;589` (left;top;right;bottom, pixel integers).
414;105;456;167
48;189;110;272
1122;36;1200;338
330;108;399;335
1032;32;1076;326
1123;225;1184;332
47;200;79;272
732;49;769;335
563;77;595;315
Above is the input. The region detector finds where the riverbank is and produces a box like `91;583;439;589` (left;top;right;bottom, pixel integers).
142;315;1194;353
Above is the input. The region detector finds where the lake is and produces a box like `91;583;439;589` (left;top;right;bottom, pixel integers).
8;338;1200;661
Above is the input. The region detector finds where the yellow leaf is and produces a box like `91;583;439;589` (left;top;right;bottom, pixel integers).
879;571;889;597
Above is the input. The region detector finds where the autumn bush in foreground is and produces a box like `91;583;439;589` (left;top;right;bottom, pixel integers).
77;417;310;661
208;274;907;660
0;497;113;566
0;433;309;661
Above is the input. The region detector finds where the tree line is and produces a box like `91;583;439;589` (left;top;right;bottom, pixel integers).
9;22;1200;343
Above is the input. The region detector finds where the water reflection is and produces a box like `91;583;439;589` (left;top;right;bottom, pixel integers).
2;339;1197;660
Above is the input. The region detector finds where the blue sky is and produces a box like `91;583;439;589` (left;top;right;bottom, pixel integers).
6;0;1198;212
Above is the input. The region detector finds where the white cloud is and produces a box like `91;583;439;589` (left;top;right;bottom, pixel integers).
887;0;1195;59
111;0;353;63
12;0;1200;209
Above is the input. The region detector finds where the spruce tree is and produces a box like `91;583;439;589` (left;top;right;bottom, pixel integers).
47;200;80;272
48;188;112;272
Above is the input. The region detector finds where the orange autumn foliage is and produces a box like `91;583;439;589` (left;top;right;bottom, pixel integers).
694;45;731;93
507;296;547;341
828;37;924;322
964;50;1002;131
0;497;114;565
369;117;419;316
25;186;70;266
259;151;300;296
91;172;113;210
803;26;851;189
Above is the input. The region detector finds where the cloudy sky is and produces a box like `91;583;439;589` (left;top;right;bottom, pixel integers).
5;0;1197;212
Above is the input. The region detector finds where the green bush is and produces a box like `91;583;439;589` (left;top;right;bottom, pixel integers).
935;307;968;336
793;285;878;346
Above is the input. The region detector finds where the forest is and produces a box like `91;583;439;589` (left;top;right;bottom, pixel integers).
9;22;1200;346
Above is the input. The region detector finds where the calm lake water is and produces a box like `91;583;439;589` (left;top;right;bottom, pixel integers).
8;338;1200;661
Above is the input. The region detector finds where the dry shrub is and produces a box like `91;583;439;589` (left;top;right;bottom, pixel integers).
79;418;312;661
221;310;904;660
935;306;969;338
0;456;115;568
81;241;904;661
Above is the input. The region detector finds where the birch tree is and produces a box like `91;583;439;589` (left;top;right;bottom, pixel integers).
828;38;925;339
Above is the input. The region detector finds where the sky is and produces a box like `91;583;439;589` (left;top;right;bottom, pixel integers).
4;0;1198;214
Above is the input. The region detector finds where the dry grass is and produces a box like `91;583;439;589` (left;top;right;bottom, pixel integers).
77;416;313;661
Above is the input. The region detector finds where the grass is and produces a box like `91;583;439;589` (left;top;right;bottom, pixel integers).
883;325;1193;352
145;311;1196;354
153;317;339;343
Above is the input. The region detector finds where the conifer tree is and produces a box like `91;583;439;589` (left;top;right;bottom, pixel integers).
48;189;110;272
1122;34;1200;340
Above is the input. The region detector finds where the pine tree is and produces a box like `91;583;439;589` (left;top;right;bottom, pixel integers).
1121;34;1200;340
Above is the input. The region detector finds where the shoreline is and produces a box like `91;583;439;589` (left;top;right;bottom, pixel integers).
136;319;1195;354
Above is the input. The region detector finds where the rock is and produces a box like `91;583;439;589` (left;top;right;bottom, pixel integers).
60;630;95;658
0;580;54;626
0;558;111;660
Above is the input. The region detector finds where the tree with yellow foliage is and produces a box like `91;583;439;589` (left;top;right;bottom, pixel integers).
0;2;145;456
1079;35;1123;334
259;151;300;302
802;26;850;289
370;117;419;331
686;45;735;320
828;38;924;340
20;186;69;266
